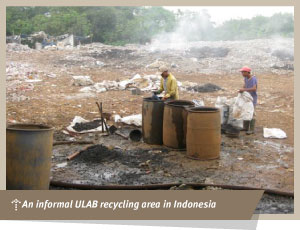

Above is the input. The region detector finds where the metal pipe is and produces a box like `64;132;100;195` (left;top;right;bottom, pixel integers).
50;180;294;197
53;141;94;146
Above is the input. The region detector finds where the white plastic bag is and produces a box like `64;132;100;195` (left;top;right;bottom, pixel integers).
263;128;287;139
215;96;229;125
119;114;142;127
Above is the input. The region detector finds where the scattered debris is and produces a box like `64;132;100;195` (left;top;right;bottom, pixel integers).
192;99;205;107
6;43;33;52
202;186;223;190
146;60;169;69
169;184;194;190
72;75;94;86
56;162;68;168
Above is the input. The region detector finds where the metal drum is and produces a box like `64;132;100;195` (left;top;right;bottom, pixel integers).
163;100;194;149
142;97;165;145
186;107;221;160
6;124;54;190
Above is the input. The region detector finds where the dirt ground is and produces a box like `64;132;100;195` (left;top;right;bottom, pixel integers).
6;47;294;195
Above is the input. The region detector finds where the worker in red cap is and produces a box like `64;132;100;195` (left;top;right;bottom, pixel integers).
239;66;258;135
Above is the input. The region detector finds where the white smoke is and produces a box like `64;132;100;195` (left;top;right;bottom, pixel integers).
149;10;215;51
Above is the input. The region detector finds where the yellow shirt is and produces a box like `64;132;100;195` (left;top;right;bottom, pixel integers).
158;73;179;100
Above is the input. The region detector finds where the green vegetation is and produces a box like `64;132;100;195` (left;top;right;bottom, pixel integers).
213;13;294;40
6;7;294;45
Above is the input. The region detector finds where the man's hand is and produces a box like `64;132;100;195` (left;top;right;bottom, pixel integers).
239;88;245;93
162;96;168;100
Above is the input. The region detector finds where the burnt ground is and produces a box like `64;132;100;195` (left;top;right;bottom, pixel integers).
187;83;222;92
6;43;294;214
51;130;293;192
51;136;294;215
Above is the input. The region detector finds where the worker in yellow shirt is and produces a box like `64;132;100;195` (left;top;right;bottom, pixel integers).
153;66;179;100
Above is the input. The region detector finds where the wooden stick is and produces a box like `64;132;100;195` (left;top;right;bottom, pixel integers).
95;102;104;133
102;115;109;134
66;144;94;161
96;101;109;135
100;102;104;133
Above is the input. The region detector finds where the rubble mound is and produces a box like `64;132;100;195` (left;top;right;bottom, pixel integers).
187;83;222;93
271;49;294;61
188;46;230;59
72;75;94;86
6;43;32;52
271;63;294;70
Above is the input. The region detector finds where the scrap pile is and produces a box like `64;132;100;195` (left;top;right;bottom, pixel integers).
6;43;33;53
74;73;222;95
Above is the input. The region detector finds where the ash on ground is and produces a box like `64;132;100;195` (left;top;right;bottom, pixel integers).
73;119;102;132
187;83;222;93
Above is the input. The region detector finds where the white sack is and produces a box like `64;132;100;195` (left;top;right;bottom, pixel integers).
118;114;142;127
232;92;254;121
263;128;287;139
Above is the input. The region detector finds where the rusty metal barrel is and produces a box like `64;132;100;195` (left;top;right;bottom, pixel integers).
6;124;54;190
186;107;221;160
163;100;194;149
142;97;165;145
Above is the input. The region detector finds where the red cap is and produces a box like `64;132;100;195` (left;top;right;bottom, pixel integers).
239;66;251;72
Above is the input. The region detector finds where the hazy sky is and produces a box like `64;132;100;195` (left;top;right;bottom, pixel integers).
164;6;294;25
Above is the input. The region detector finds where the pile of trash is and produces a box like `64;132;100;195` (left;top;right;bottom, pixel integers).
187;46;230;59
6;62;40;80
6;43;33;52
72;76;94;86
6;61;49;102
77;74;162;94
75;73;223;95
147;38;294;75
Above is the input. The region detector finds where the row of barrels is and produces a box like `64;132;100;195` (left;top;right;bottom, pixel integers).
142;97;221;160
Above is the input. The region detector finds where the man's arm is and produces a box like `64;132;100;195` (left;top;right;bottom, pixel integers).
240;84;257;92
158;78;164;93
